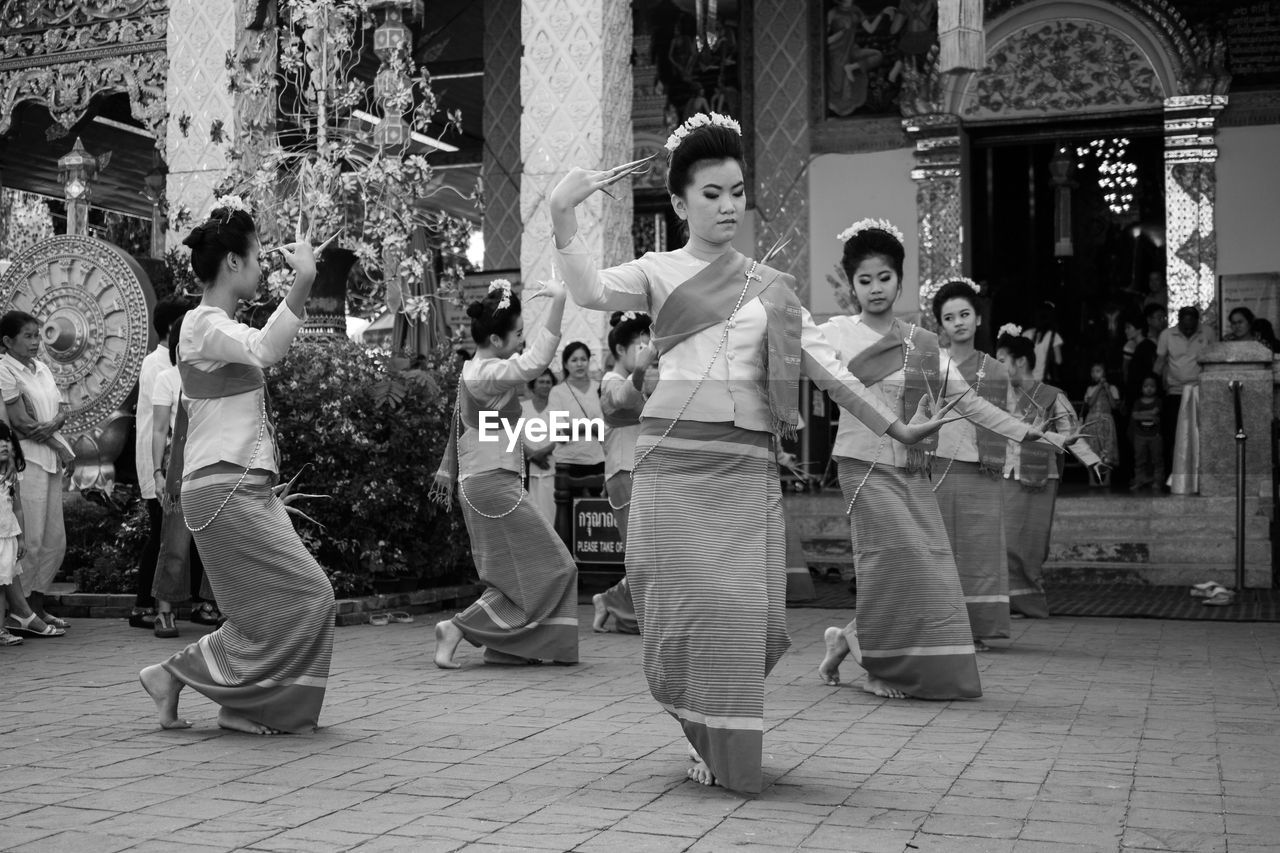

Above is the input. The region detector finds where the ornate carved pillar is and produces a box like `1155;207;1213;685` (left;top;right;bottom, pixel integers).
752;0;810;300
903;113;964;328
520;0;632;367
58;139;100;238
482;0;522;271
165;0;274;244
1164;94;1226;316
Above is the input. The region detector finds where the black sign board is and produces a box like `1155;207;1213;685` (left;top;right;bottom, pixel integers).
572;498;625;564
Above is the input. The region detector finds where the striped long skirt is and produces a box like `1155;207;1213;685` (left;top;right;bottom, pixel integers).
455;470;579;663
1002;478;1058;618
628;421;788;794
837;458;980;700
164;473;335;733
599;471;638;634
934;459;1010;640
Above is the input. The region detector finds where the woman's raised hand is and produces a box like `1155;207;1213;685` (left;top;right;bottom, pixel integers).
550;156;658;210
632;340;658;371
525;275;565;302
891;388;971;445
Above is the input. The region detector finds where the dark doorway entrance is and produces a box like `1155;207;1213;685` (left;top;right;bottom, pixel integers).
970;118;1166;402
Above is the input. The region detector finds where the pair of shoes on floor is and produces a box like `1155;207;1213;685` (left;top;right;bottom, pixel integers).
129;607;156;629
0;627;23;646
4;612;65;637
368;611;414;626
154;612;180;638
1190;581;1236;606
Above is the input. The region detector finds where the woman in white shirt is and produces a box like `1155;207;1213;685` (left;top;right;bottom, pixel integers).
1023;303;1064;383
549;113;955;793
431;280;579;669
139;199;331;735
546;341;606;512
520;369;557;522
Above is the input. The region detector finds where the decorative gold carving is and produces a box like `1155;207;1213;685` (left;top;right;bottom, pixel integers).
0;235;155;492
0;0;157;31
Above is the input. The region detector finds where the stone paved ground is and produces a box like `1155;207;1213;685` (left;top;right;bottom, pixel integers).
1;607;1278;853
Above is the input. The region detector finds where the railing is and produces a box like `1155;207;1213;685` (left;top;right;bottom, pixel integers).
1231;380;1246;591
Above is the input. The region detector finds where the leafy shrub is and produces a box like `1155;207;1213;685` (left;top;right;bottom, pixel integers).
267;336;472;597
64;490;147;594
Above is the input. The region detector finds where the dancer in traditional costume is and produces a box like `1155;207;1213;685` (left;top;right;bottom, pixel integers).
549;113;958;793
929;280;1020;650
592;311;654;634
139;199;336;734
816;227;1044;699
431;278;580;668
996;329;1104;618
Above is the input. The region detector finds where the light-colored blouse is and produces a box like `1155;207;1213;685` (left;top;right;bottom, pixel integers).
600;369;645;479
152;365;182;434
1003;385;1101;481
820;317;1030;466
179;301;304;475
520;397;556;480
458;326;560;481
546;379;605;466
933;349;1011;464
0;352;67;475
556;236;896;435
135;344;170;499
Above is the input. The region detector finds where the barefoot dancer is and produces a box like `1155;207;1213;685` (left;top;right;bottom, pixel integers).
996;329;1104;618
140;198;335;734
593;311;655;634
930;280;1019;650
551;114;957;793
430;279;579;669
815;225;1042;699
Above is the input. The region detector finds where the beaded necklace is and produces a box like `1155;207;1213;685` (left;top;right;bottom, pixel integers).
184;392;267;533
451;374;527;520
932;352;983;493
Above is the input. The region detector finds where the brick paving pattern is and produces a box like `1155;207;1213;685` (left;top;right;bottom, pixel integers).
1;607;1277;852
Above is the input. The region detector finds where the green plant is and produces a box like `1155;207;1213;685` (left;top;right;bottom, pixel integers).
64;491;147;594
268;335;471;594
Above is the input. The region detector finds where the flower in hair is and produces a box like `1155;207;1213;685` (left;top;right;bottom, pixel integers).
998;323;1023;338
664;112;742;153
837;218;904;245
488;278;512;311
211;195;251;221
620;311;639;322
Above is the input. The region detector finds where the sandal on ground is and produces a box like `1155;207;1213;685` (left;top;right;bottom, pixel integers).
369;613;390;626
0;628;23;646
190;603;220;625
4;613;65;638
43;614;69;629
154;612;180;638
129;607;157;629
388;611;414;624
1190;582;1226;598
1203;589;1236;607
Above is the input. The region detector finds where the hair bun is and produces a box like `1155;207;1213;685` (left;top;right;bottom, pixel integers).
609;312;623;327
466;302;485;319
181;225;207;250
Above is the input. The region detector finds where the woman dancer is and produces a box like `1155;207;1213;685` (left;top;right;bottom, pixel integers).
521;369;557;523
550;113;958;792
139;199;335;734
997;328;1103;618
930;279;1024;650
431;279;580;669
816;230;1043;698
592;311;655;634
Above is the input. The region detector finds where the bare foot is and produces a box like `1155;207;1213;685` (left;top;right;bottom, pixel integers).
138;664;191;730
434;619;463;670
592;594;610;633
217;709;281;735
862;676;907;699
686;744;716;787
818;626;849;686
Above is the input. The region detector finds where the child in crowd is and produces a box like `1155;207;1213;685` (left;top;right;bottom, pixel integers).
1130;374;1163;491
0;420;64;643
1082;360;1120;487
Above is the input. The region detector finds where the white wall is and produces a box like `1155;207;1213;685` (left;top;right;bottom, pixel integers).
1217;125;1280;277
807;149;918;322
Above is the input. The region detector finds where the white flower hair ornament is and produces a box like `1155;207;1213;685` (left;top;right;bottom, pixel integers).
837;218;905;245
488;278;513;311
997;323;1023;339
211;195;251;222
665;112;742;153
948;276;981;294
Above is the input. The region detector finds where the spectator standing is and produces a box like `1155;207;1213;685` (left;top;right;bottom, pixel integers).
1155;306;1211;486
1023;302;1064;383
